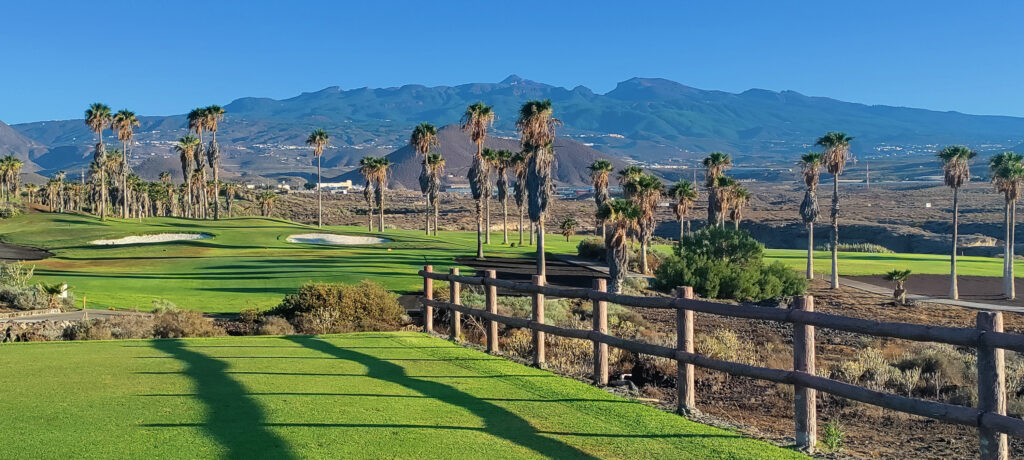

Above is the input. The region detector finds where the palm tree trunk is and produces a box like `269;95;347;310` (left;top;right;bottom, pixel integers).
519;206;524;245
378;186;385;232
485;188;491;244
476;201;484;259
425;196;431;235
1005;201;1012;298
830;174;839;289
807;222;814;280
950;187;959;299
537;216;546;276
601;223;606;241
502;198;508;244
213;164;220;220
433;196;439;236
608;239;627;294
122;140;129;219
530;220;535;246
317;156;322;228
1011;200;1017;299
678;218;684;242
641;238;649;275
100;171;106;221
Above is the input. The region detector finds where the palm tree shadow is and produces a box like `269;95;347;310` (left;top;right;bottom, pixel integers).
285;336;598;459
151;339;297;460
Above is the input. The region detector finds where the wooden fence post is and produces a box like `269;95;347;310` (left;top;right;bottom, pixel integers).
449;268;461;342
978;311;1008;460
676;286;696;414
485;269;498;354
593;278;608;385
794;295;817;452
423;265;433;333
533;275;546;367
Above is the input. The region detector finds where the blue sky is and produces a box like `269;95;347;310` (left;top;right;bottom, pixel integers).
2;0;1022;123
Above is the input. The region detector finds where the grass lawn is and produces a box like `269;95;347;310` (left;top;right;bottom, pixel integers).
0;332;804;459
0;213;584;312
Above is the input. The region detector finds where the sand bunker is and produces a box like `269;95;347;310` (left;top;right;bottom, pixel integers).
286;233;390;245
90;233;212;246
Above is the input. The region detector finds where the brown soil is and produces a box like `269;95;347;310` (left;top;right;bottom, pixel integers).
850;274;1024;308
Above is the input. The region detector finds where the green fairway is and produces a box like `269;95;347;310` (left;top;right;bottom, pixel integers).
763;248;1018;278
0;213;583;312
0;332;803;459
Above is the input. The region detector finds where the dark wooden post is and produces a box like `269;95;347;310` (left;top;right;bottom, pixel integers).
485;269;498;354
978;311;1008;460
449;268;461;341
593;278;608;385
533;275;546;367
794;295;817;452
676;286;696;414
423;265;433;333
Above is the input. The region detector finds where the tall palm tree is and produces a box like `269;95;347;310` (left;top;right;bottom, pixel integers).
668;179;698;241
306;128;330;227
712;176;737;227
798;152;824;279
0;156;23;202
481;147;501;244
174;135;201;218
728;185;750;230
517;99;561;276
510;152;528;245
617;165;644;199
257;191;277;217
598;198;641;293
461;102;496;257
187;108;208;217
938;145;977;299
411;122;439;235
24;183;37;204
702;152;732;225
494;149;514;244
359;156;377;231
589;160;615;239
990;152;1024;299
633;173;663;274
816;131;855;289
85;103;112;219
204;105;226;219
223;182;238;218
112;109;139;218
374;157;392;231
426;153;446;235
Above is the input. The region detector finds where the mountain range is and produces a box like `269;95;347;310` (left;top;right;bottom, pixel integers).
5;75;1024;187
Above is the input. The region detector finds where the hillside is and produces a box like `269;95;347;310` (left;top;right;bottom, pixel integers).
8;75;1024;181
337;124;625;189
0;120;44;172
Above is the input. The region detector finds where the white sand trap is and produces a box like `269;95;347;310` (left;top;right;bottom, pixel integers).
287;233;391;245
90;233;212;246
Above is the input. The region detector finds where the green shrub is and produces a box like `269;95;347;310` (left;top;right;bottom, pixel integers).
271;280;405;334
577;238;605;260
257;316;296;335
654;227;806;301
821;419;844;451
0;205;20;219
0;262;34;287
0;285;49;310
577;238;663;273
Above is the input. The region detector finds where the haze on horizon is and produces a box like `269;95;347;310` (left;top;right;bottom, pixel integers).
2;0;1022;123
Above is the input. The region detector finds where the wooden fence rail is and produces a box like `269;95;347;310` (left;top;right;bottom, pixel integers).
418;266;1020;458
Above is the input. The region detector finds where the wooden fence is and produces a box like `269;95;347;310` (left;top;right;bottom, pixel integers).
418;266;1024;458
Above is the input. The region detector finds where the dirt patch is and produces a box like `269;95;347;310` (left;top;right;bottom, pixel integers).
0;241;52;262
850;274;1024;308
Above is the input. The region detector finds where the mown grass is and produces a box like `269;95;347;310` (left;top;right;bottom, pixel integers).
0;213;584;312
0;332;804;459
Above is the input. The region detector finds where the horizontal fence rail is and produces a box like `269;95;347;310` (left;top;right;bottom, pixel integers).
419;267;1023;458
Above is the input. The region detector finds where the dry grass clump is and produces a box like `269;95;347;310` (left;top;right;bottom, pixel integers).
256;316;296;335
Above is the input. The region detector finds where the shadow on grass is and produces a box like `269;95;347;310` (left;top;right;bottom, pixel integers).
284;336;598;459
150;339;297;460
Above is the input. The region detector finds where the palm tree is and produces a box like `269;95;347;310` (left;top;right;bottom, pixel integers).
24;183;37;204
480;147;501;244
359;156;377;231
712;176;737;227
633;173;663;274
728;184;750;230
589;159;615;239
306;128;330;227
617;165;644;199
112;109;139;218
174;136;201;218
106;150;127;216
510;152;528;245
0;156;23;202
798;152;824;279
884;269;912;305
187;108;208;217
410;122;439;235
257;191;277;217
461;102;496;257
374;157;392;231
598;199;641;293
938;145;977;299
517;99;561;276
816;131;855;289
702;152;732;225
85;103;112;220
204;105;226;219
224;182;238;218
426;153;446;235
990;152;1024;299
559;217;578;242
494;149;514;244
667;180;697;241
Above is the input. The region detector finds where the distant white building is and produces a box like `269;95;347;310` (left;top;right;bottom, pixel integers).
318;180;353;193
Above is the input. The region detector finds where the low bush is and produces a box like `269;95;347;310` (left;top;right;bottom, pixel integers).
0;262;34;287
0;285;50;310
654;227;806;301
152;302;224;338
257;316;296;335
0;205;20;219
270;280;405;334
577;238;663;273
